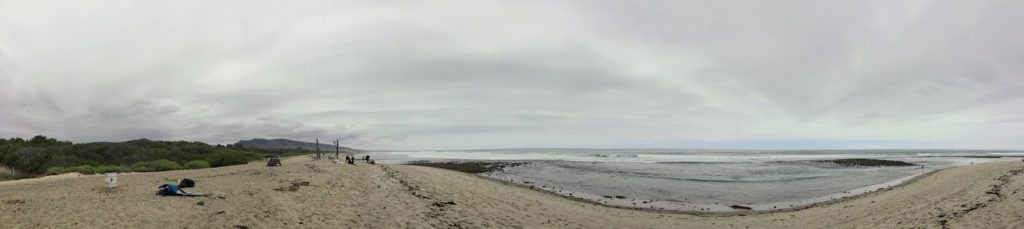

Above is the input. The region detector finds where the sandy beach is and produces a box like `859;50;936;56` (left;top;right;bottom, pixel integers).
1;156;1022;228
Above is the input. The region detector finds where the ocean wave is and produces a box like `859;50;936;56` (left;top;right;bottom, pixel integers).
589;153;639;158
552;163;827;183
654;161;743;164
674;175;828;183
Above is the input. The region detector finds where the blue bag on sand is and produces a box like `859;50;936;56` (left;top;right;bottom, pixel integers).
156;184;182;196
156;179;208;196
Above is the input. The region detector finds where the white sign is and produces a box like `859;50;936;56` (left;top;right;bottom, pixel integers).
104;173;117;188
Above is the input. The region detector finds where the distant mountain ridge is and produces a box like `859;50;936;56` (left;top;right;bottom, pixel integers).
234;138;361;152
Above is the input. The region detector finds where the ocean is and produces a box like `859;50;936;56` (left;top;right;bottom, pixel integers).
372;149;1023;211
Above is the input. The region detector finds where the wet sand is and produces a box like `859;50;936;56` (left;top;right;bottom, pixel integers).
1;156;1022;228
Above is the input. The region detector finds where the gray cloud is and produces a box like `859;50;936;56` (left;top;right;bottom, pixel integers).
1;0;1022;149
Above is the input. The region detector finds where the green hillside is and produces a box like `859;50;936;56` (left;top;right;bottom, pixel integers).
0;135;311;180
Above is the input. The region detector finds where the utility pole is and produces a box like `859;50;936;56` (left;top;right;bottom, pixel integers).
334;139;340;159
315;138;321;160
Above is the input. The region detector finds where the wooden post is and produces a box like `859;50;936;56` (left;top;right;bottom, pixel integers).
315;138;320;160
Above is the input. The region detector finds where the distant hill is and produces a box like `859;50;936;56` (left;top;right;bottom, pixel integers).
234;138;361;152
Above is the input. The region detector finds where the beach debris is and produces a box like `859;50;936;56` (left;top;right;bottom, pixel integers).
196;201;205;206
730;205;753;210
275;180;311;192
432;201;456;207
381;166;433;199
305;164;325;173
602;195;613;199
614;195;626;199
4;199;26;205
234;225;250;229
934;168;1024;228
425;200;464;227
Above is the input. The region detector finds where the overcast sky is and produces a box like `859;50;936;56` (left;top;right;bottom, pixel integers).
1;0;1022;149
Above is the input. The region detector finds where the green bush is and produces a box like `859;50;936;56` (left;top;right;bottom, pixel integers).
131;165;154;172
204;149;261;167
147;159;183;171
64;165;97;175
44;167;66;176
184;160;210;169
128;160;182;172
1;135;314;179
95;165;131;173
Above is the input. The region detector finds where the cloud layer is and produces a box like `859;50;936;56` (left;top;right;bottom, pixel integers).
2;0;1022;149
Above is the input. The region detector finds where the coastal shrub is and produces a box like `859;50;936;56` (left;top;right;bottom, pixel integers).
204;149;261;167
146;159;183;171
131;165;154;172
184;160;210;169
95;165;131;173
64;165;97;175
0;135;315;179
44;167;66;176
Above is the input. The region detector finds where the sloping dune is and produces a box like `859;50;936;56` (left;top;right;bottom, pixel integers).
1;156;1022;228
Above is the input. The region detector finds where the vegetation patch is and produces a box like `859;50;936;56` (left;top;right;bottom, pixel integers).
0;135;314;179
184;160;211;169
204;149;262;167
95;165;131;173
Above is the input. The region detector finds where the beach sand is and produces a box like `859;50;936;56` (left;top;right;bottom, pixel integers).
1;156;1022;228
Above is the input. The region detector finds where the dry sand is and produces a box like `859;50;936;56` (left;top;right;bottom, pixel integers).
1;156;1022;228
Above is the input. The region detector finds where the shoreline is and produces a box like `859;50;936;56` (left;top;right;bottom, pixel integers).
405;160;950;216
3;156;1023;228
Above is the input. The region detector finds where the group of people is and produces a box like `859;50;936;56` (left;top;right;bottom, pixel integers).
343;155;373;164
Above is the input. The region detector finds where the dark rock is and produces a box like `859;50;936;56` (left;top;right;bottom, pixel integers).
730;205;753;210
817;159;915;167
406;161;527;174
770;158;915;167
